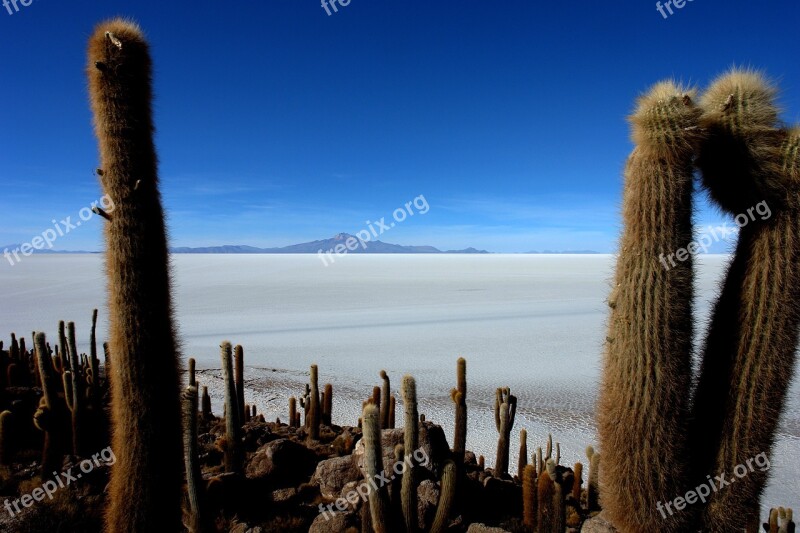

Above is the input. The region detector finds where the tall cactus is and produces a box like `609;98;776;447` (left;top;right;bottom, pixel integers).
493;387;516;476
66;321;84;456
33;332;66;477
182;385;208;533
401;374;419;532
690;71;800;531
220;341;242;473
518;428;528;480
234;345;245;424
87;19;183;531
430;460;457;533
322;383;333;426
450;357;467;467
362;403;392;533
379;370;390;429
308;364;320;440
597;81;701;532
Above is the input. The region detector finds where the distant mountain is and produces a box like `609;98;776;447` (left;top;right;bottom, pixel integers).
171;233;490;254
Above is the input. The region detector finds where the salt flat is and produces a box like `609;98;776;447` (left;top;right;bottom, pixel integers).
1;253;797;511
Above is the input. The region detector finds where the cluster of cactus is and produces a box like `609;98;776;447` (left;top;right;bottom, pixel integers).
599;70;800;532
0;316;110;477
361;374;457;533
765;507;796;533
294;364;333;438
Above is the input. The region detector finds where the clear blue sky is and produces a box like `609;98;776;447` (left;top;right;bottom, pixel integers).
1;1;798;253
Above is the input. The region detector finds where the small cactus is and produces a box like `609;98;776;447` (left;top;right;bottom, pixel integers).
493;387;516;476
0;411;13;466
518;428;528;480
182;385;208;533
322;383;333;426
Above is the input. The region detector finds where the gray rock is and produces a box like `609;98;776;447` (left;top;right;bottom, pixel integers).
466;524;511;533
311;455;363;500
581;512;618;532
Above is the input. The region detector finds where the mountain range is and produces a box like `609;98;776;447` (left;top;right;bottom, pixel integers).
170;233;489;254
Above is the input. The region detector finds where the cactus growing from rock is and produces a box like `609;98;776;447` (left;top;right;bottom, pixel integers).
537;468;564;533
689;71;800;532
587;448;600;512
597;81;701;533
58;320;69;372
220;341;242;473
362;403;393;533
66;321;85;456
401;374;419;532
493;387;516;476
87;18;184;532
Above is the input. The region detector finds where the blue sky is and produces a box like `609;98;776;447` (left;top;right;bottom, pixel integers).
1;1;798;253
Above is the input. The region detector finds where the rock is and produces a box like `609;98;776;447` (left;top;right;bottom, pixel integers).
270;487;297;504
466;524;511;533
581;512;618;532
311;455;363;500
308;510;357;533
245;438;317;486
229;523;264;533
417;479;440;530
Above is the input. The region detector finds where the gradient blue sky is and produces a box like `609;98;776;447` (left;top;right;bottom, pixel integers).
1;1;798;253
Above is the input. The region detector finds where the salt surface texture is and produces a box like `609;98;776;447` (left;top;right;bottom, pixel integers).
1;254;797;511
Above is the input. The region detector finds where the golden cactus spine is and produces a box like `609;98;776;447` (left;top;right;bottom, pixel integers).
88;19;184;532
597;81;701;533
691;71;800;531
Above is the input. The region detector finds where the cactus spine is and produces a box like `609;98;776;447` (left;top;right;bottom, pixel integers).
362;403;392;533
597;81;701;532
493;387;516;476
690;71;800;531
88;19;184;532
220;341;242;473
401;374;419;532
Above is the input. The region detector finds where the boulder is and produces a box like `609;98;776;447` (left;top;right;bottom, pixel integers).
311;455;363;500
